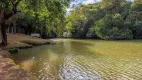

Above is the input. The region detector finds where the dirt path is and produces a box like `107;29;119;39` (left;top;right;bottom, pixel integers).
0;33;53;49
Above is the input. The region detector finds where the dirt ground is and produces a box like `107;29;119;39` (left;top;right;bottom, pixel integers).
0;33;53;49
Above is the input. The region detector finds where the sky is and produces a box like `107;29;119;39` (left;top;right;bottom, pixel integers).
70;0;99;8
82;0;100;5
66;0;100;15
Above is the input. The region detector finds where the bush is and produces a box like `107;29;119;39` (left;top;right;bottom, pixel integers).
93;14;133;40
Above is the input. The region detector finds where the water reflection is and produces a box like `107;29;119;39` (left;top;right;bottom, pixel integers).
11;39;142;80
20;58;35;71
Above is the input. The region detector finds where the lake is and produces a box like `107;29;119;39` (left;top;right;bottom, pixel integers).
11;39;142;80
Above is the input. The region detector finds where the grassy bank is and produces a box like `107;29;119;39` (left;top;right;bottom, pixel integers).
0;33;54;50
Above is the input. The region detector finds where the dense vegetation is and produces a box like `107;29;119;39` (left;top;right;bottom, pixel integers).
0;0;71;45
0;0;142;45
66;0;142;40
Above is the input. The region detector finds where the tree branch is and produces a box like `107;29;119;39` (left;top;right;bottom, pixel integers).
15;0;22;7
4;0;22;19
11;0;22;13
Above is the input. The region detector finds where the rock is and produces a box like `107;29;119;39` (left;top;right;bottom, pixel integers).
0;50;10;58
8;48;19;54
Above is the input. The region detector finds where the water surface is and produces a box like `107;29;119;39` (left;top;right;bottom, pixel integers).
11;39;142;80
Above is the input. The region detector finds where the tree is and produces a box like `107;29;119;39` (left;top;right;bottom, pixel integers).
94;14;133;40
0;0;22;45
0;0;71;45
65;4;100;38
66;0;137;39
126;0;142;38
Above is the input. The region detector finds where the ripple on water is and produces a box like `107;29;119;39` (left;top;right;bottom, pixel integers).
12;39;142;80
59;53;102;80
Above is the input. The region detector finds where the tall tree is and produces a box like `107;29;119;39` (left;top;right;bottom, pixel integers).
0;0;71;45
0;0;22;45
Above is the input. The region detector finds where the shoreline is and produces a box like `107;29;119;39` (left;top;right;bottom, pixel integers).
0;34;55;80
0;50;37;80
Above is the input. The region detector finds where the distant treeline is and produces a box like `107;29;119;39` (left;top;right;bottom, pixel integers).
65;0;142;40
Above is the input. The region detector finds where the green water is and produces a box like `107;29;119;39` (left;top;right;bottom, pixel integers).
11;39;142;80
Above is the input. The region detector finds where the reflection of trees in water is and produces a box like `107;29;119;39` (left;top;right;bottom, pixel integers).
57;39;102;80
12;39;142;80
32;46;62;80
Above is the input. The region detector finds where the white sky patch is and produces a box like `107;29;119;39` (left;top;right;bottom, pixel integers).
66;0;98;14
82;0;98;5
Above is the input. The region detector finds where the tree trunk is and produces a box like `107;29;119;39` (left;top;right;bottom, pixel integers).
13;23;16;33
1;22;7;45
0;0;22;46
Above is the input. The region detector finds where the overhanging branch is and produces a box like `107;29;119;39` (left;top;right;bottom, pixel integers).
4;0;22;19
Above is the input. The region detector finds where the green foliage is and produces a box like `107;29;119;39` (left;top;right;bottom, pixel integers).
1;0;142;40
125;0;142;39
66;22;73;31
66;4;102;38
94;14;132;40
131;0;142;12
66;0;142;40
7;0;71;38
